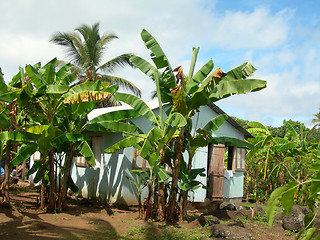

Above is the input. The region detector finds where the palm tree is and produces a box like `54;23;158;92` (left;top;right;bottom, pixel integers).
51;23;141;102
311;107;320;129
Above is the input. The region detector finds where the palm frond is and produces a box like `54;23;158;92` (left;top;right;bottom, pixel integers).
52;22;141;98
51;32;83;65
101;75;141;97
100;33;118;47
98;54;135;73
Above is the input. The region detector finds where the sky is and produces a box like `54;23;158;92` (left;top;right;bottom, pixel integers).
1;0;320;128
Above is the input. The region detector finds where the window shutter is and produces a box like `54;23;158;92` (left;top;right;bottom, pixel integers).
75;136;102;168
31;151;41;161
232;147;246;171
207;144;225;201
92;136;102;168
75;156;89;167
132;148;150;170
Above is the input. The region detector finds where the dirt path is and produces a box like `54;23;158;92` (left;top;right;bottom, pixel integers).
0;183;295;240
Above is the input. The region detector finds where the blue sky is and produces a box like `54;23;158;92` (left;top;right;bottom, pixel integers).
0;0;319;127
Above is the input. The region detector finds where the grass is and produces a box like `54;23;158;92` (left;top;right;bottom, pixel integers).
71;223;210;240
62;225;211;240
124;225;210;240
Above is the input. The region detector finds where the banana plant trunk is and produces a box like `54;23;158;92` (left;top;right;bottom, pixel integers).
158;148;166;221
180;152;194;220
166;130;184;222
144;183;153;220
246;170;250;202
57;142;74;211
1;140;12;205
40;155;47;209
48;150;56;211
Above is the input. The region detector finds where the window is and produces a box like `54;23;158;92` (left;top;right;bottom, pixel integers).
31;151;41;161
132;148;150;170
75;136;102;168
226;146;246;171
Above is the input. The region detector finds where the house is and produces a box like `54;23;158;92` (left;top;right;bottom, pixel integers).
69;102;251;206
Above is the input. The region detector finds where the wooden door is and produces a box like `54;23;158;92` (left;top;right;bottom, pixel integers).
207;144;225;201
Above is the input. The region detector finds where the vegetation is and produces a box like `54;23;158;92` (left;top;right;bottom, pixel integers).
95;29;266;222
51;22;141;105
0;58;117;209
235;118;320;203
2;23;318;238
232;114;320;239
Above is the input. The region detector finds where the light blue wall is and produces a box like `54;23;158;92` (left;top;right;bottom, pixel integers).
70;105;246;205
70;132;147;205
223;171;244;198
188;106;245;202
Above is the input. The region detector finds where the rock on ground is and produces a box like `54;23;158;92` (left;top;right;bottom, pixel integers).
211;224;254;240
282;205;311;232
198;214;220;226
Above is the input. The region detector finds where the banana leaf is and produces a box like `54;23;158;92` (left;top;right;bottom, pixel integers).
115;92;157;124
10;142;38;167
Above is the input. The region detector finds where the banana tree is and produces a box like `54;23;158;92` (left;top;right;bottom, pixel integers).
266;150;320;240
0;67;38;205
90;91;186;219
93;29;266;222
128;29;266;222
246;121;300;201
9;58;117;210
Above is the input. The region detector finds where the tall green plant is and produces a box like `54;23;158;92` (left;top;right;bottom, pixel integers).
51;22;141;100
0;67;39;205
9;58;117;210
95;29;266;222
266;153;320;240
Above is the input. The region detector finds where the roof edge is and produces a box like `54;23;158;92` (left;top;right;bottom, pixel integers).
207;103;253;139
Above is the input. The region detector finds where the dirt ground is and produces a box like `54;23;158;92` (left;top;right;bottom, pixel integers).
0;182;296;240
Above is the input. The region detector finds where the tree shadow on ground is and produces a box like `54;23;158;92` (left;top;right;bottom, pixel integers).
0;188;123;240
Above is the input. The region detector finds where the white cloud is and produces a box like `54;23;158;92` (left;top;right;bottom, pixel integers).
202;7;293;50
0;33;65;79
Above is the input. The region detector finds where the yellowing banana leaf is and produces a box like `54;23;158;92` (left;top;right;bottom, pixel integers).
0;130;39;141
